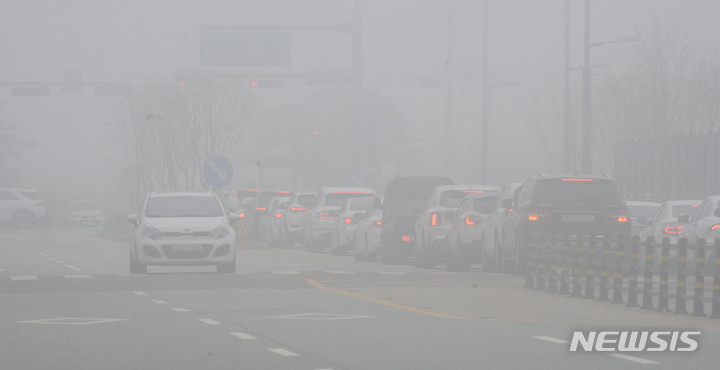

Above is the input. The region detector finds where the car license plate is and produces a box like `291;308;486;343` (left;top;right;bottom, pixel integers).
171;244;203;252
562;214;594;222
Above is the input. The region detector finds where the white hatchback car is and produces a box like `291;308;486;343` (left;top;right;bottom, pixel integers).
127;192;240;274
0;188;48;228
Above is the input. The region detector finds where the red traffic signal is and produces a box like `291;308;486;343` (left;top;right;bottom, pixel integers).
249;79;285;88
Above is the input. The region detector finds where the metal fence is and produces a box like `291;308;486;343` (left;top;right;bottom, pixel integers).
522;233;720;319
615;131;720;200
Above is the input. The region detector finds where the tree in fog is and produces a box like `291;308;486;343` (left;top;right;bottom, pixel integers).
0;104;34;186
108;71;254;203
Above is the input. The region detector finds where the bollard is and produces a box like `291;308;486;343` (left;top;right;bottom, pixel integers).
559;235;570;295
710;238;720;319
597;237;610;302
547;238;559;294
692;239;706;317
675;238;689;315
626;238;639;307
535;241;546;291
641;237;655;310
524;241;535;289
611;236;624;304
571;237;583;297
657;237;670;312
584;235;596;300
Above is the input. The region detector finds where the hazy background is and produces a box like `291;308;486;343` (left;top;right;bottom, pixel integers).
1;0;719;211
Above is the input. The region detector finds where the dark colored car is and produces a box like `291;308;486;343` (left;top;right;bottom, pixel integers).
379;176;454;264
248;190;293;238
501;173;630;273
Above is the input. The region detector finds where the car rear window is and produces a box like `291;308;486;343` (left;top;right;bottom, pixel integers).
473;196;499;213
672;205;699;218
628;205;661;218
349;197;373;211
297;194;317;207
439;190;484;208
534;178;622;206
325;192;374;207
19;191;40;200
145;196;223;217
71;201;100;212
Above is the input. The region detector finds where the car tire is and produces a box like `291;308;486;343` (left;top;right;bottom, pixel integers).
129;248;147;274
446;247;458;272
217;255;237;274
367;251;377;262
382;244;396;265
482;239;494;272
11;209;35;229
514;238;526;275
420;247;435;269
456;244;471;272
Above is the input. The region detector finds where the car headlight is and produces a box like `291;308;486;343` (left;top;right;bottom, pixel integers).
211;224;230;239
142;224;164;240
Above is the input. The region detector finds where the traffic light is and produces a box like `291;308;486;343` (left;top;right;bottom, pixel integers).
249;79;285;88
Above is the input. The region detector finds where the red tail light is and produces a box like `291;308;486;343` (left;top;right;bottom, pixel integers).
275;213;282;218
402;235;411;242
431;213;439;226
465;216;482;226
291;207;308;213
709;224;720;232
239;212;246;218
344;218;352;224
527;209;549;221
278;191;291;193
317;212;334;220
607;210;629;223
256;207;266;210
562;178;593;181
373;221;382;228
462;190;484;193
664;226;684;235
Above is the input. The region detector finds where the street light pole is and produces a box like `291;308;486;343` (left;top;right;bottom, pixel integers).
480;0;489;184
582;0;592;174
563;0;574;173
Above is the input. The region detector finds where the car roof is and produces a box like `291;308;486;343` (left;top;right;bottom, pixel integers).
434;185;499;192
69;200;99;204
534;173;614;180
663;200;702;206
321;187;375;193
625;201;662;206
149;191;214;197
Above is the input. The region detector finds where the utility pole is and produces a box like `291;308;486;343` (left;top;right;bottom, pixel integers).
563;0;574;173
480;0;489;184
443;0;455;178
582;0;592;174
350;0;363;170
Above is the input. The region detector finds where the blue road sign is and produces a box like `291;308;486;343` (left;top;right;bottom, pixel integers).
347;169;368;187
203;155;234;188
200;32;291;67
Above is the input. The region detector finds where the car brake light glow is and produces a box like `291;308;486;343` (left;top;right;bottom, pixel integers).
617;217;628;222
331;192;373;195
344;218;352;224
291;207;308;212
462;190;484;193
275;213;282;218
239;212;246;218
278;191;291;193
431;213;438;226
256;207;266;210
664;226;685;235
710;224;720;232
561;178;593;181
607;210;629;223
465;216;482;226
691;204;699;207
373;221;382;228
402;235;411;242
527;209;549;221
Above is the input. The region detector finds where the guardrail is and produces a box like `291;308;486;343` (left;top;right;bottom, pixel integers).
522;233;720;319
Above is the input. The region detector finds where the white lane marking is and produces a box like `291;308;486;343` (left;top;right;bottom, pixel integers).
64;275;91;279
199;318;221;325
377;271;405;275
172;308;191;312
132;291;147;296
151;300;168;304
65;265;83;272
608;354;658;364
533;336;570;344
430;272;459;275
325;271;356;274
231;333;256;340
268;348;299;357
272;271;301;274
10;276;38;281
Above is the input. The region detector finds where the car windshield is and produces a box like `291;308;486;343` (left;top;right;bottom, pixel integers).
439;190;480;208
70;201;100;212
145;196;223;217
297;194;317;207
673;205;699;218
325;192;374;207
534;179;621;206
628;205;660;218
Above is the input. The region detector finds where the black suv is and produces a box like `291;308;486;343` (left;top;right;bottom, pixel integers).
500;173;630;273
379;176;453;264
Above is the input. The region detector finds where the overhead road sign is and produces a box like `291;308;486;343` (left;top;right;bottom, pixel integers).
203;155;234;188
200;32;291;67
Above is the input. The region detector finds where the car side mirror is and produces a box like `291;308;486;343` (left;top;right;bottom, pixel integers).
636;217;648;225
373;197;382;209
229;213;242;223
500;199;512;209
714;208;720;218
126;214;138;226
678;214;690;223
353;212;364;219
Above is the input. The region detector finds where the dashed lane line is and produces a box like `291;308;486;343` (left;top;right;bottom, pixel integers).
65;265;83;272
608;354;658;364
272;271;302;274
231;333;256;340
324;271;356;274
64;275;91;279
377;271;406;275
10;276;38;281
199;318;221;325
172;308;191;312
132;291;147;296
151;300;168;304
268;348;300;357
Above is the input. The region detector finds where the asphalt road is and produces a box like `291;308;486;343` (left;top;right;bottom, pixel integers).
1;228;719;369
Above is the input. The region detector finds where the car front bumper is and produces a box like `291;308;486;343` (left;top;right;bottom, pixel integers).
137;235;236;266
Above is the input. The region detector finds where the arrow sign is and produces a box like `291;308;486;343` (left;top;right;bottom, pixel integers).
202;155;233;188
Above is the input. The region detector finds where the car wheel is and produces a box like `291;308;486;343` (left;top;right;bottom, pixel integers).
217;255;237;273
11;209;35;229
420;246;435;269
514;237;526;275
367;250;377;262
456;243;471;272
129;247;147;274
382;243;396;265
482;238;494;272
446;246;458;272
